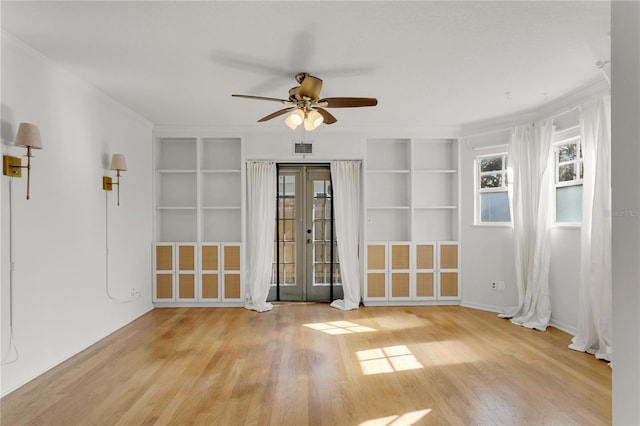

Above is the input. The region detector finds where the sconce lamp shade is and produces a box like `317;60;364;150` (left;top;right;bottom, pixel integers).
15;123;43;150
110;154;127;171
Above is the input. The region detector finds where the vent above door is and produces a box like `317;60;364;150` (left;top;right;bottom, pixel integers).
293;142;313;155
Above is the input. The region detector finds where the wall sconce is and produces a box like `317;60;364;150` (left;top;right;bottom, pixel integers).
102;153;127;206
2;123;44;200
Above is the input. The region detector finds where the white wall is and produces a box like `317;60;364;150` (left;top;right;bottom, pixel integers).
611;2;640;424
1;34;154;396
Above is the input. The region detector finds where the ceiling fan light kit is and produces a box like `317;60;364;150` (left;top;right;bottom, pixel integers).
285;108;305;129
232;72;378;131
304;110;324;131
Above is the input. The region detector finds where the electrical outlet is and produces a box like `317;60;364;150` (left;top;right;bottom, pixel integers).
490;281;497;290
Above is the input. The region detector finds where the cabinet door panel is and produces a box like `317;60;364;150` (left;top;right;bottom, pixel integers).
156;245;173;270
156;274;174;299
202;273;219;299
391;244;410;270
391;273;410;298
200;244;220;301
178;274;195;299
367;272;386;298
437;242;459;299
416;272;434;297
440;244;458;269
179;245;195;270
222;243;241;300
224;274;241;299
367;244;387;270
201;245;218;270
224;245;241;271
416;245;434;270
414;242;436;300
440;272;459;297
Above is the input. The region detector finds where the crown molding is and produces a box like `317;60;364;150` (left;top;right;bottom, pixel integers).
460;78;610;139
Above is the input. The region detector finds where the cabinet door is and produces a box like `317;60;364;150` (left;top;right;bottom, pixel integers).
389;242;411;300
222;244;242;301
366;243;388;299
414;242;436;299
154;243;175;301
200;243;220;301
176;243;197;301
438;242;460;299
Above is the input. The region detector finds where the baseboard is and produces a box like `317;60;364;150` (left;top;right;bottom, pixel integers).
459;301;505;314
153;302;245;308
549;318;577;336
363;300;461;307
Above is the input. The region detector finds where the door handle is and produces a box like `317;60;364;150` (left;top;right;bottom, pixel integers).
307;238;312;244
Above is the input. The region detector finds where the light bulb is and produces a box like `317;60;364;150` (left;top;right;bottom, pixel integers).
285;114;300;129
304;110;324;131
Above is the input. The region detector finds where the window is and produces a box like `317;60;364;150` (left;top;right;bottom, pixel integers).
554;132;583;224
475;153;511;224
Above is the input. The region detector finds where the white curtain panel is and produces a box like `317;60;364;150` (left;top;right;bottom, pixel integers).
330;161;362;310
500;120;554;331
569;97;612;361
244;161;276;312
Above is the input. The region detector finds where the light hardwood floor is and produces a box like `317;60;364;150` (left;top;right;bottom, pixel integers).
1;305;611;425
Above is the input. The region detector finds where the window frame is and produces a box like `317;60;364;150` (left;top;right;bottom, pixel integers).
553;126;583;226
474;152;512;226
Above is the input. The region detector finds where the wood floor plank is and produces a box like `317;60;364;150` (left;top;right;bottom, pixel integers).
0;305;611;425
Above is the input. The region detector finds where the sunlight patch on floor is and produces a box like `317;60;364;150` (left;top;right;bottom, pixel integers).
303;321;377;335
356;345;424;375
415;340;482;366
358;409;432;426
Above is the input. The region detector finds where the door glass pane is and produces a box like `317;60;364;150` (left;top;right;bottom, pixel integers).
273;174;297;287
312;178;341;286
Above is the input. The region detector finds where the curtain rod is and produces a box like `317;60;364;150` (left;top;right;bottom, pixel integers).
471;143;509;151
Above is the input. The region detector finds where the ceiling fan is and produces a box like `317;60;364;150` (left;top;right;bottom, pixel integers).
232;72;378;130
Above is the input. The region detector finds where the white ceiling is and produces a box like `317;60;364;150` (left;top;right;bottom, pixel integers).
1;1;610;130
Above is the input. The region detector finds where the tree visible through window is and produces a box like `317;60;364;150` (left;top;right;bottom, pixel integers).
555;136;583;223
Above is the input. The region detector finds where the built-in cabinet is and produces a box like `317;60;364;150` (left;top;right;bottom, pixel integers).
365;138;460;304
364;241;459;303
153;137;242;306
153;242;242;303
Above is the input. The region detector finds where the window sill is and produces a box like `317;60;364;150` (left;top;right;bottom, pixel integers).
472;222;513;228
553;222;582;229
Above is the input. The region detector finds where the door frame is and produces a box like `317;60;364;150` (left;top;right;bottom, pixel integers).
270;163;342;302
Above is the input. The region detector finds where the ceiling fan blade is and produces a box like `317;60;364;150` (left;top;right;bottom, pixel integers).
318;97;378;108
315;108;337;125
232;94;293;104
298;75;323;99
257;108;294;122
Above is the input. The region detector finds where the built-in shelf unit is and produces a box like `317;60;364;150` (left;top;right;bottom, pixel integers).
365;138;460;305
153;137;242;306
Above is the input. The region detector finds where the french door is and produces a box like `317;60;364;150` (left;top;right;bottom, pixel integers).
269;165;343;302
